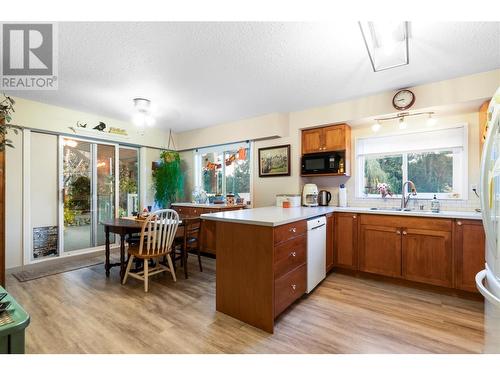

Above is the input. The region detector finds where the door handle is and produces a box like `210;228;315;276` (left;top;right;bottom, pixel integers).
291;284;297;291
289;227;297;233
289;251;296;257
457;221;462;226
402;231;407;235
396;230;401;234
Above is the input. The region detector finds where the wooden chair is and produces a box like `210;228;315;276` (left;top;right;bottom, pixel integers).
172;217;203;279
122;209;179;292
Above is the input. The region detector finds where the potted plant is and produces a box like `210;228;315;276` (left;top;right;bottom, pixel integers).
152;150;184;208
0;94;22;150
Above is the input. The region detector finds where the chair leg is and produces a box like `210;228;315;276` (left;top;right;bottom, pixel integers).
197;247;203;272
144;258;149;292
166;253;177;282
122;255;134;284
183;247;188;279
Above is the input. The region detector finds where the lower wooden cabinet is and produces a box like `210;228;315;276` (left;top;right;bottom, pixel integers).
274;263;307;318
402;227;453;288
337;213;484;292
326;213;334;272
334;213;358;269
359;224;402;278
454;219;485;292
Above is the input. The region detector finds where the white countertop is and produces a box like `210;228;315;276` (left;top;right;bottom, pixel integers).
200;205;482;226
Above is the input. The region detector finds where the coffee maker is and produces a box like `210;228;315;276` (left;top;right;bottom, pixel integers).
302;184;319;206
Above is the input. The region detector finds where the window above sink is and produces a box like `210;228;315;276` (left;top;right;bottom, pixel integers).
355;125;468;200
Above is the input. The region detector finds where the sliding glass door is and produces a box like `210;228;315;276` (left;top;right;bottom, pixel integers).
61;137;133;253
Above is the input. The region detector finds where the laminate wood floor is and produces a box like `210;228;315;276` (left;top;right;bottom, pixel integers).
6;257;485;354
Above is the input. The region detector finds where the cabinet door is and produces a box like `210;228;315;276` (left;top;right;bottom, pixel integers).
302;128;323;154
326;214;334;272
454;220;485;292
334;213;358;269
359;225;402;278
323;126;345;151
201;219;216;255
402;228;452;287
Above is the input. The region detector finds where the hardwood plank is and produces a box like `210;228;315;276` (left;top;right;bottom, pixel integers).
5;255;486;353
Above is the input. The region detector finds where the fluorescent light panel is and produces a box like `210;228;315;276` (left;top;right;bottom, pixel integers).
359;21;409;72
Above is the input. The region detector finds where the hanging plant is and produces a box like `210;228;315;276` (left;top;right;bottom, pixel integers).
0;94;23;151
152;150;184;208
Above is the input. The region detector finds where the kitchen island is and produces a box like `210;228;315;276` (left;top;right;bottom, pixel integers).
202;206;334;333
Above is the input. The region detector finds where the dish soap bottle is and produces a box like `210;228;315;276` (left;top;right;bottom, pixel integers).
338;158;345;174
431;195;440;213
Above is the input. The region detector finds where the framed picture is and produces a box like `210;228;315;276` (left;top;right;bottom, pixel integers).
258;144;291;177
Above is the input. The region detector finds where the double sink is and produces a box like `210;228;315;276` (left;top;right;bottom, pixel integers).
370;207;420;212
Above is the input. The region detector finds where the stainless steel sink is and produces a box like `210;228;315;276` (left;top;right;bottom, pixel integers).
369;207;414;212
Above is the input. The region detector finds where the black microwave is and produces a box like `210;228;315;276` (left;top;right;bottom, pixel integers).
301;153;339;175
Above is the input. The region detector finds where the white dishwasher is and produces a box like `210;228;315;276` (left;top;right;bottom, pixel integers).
306;215;326;293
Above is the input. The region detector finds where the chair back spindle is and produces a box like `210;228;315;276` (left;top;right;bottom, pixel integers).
138;209;179;256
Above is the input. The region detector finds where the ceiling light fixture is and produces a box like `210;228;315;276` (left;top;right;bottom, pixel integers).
132;98;155;127
359;21;409;72
371;120;381;132
373;111;436;130
427;113;437;127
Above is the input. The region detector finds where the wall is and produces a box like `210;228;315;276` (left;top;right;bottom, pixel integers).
176;69;500;208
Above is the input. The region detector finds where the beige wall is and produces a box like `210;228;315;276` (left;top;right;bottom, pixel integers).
176;69;500;208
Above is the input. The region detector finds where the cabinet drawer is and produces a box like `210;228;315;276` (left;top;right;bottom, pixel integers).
274;264;306;317
274;234;306;279
274;220;307;245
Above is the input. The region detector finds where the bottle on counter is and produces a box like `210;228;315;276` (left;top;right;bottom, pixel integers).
431;194;440;213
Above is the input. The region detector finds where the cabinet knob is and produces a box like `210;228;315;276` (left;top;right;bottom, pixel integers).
291;284;297;291
289;227;297;233
290;251;296;257
396;230;401;234
402;231;407;235
457;221;462;226
352;215;357;219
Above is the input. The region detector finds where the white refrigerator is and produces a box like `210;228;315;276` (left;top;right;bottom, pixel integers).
477;87;500;353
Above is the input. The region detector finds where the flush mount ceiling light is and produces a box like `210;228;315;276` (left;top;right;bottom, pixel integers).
132;98;155;127
372;111;436;132
359;21;409;72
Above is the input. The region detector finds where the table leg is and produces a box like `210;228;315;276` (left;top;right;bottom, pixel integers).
120;233;126;281
105;226;110;277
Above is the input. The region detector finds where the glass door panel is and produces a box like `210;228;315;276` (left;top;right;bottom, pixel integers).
96;144;116;246
62;139;93;252
118;147;139;217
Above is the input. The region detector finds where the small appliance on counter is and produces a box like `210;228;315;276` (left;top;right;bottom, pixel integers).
302;184;319;206
338;184;347;207
318;190;332;206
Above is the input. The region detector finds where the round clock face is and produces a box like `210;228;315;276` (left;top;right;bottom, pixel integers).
392;90;415;110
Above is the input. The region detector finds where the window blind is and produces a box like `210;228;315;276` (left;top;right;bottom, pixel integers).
356;126;466;156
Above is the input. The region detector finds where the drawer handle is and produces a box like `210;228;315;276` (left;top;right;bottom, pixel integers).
289;251;297;257
291;284;296;291
396;230;401;234
457;221;462;226
402;231;407;235
289;227;297;233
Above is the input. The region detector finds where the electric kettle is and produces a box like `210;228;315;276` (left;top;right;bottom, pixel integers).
318;190;332;206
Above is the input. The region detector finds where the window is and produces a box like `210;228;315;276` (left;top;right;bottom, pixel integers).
357;126;467;199
195;142;252;203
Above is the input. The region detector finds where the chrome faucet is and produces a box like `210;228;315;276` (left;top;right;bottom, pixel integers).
401;180;417;210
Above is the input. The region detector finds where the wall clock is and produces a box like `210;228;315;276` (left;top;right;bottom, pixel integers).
392;89;415;110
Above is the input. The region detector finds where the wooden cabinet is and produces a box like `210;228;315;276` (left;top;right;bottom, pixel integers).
454;219;485;292
326;213;334;272
274;264;307;318
359;223;402;278
302;128;323;154
301;123;350;154
334;212;358;269
171;203;245;255
402;227;453;288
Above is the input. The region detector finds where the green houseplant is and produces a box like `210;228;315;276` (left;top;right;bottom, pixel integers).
152;150;184;208
0;94;23;150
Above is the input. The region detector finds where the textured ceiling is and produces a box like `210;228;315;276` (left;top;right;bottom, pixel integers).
9;22;500;132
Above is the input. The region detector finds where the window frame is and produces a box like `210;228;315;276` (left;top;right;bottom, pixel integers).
355;124;468;200
193;141;254;203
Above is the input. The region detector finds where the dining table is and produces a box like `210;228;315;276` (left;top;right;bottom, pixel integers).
101;215;198;280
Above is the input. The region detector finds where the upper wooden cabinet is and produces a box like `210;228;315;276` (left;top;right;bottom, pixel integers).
301;124;351;155
454;219;485;292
